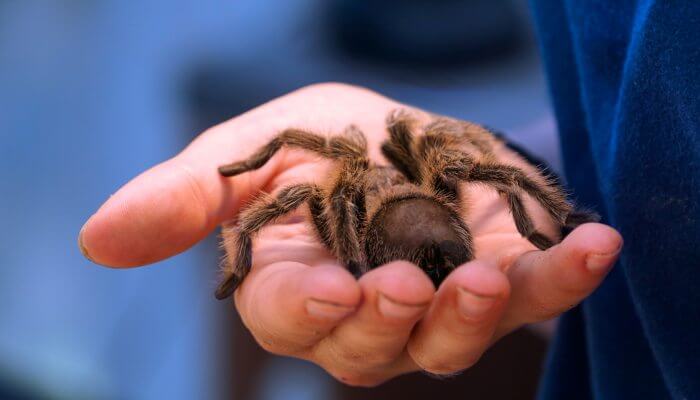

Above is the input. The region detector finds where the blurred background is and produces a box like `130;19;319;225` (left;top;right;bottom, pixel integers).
0;0;561;399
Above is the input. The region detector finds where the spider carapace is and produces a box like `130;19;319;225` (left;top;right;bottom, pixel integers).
214;110;596;300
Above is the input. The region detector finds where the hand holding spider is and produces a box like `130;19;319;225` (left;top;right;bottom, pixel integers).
79;83;622;386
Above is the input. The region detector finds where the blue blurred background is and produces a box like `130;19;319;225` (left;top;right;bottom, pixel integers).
0;1;559;399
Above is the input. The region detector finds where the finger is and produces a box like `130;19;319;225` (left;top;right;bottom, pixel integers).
76;85;320;267
406;261;510;375
77;124;283;267
497;223;623;337
314;262;434;380
235;262;361;356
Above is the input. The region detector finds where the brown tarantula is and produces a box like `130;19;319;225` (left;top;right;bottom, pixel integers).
214;110;596;300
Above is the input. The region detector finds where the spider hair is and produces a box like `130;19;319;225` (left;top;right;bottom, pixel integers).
214;110;597;299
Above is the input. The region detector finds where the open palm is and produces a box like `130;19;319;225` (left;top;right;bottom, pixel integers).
80;83;622;386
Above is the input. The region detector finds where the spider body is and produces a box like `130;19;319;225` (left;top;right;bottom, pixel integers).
363;191;472;286
214;110;595;300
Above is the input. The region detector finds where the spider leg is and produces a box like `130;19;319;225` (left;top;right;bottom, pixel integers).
497;185;556;249
381;109;421;182
219;129;326;176
329;124;368;159
469;163;571;225
218;126;367;177
317;125;370;254
562;208;601;236
460;162;574;247
424;118;497;158
328;158;370;278
309;188;333;248
414;123;568;248
415;133;472;204
460;122;497;157
329;125;370;276
215;183;328;300
468;165;599;248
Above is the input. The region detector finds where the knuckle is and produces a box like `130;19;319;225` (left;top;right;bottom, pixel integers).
498;247;532;271
524;297;556;323
444;313;497;337
327;341;396;368
558;282;591;301
527;292;579;322
456;311;494;328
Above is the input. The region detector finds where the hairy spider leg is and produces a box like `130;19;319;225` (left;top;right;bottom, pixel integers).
423;118;497;158
327;125;371;277
414;127;563;250
469;164;571;224
380;109;421;182
309;189;333;248
497;185;556;250
415;132;470;204
215;184;329;300
561;209;601;236
462;163;569;249
218;129;328;176
219;126;372;177
381;113;473;204
421;115;599;242
216;126;373;298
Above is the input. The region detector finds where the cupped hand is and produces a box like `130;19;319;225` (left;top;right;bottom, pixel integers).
79;83;622;386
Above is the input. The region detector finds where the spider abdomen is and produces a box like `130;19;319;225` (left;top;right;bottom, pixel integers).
364;195;474;286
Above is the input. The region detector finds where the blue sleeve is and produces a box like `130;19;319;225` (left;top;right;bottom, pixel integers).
530;1;700;399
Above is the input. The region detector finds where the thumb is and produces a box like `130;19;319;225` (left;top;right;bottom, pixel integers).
78;125;277;267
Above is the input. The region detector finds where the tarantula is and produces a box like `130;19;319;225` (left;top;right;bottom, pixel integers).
214;110;595;300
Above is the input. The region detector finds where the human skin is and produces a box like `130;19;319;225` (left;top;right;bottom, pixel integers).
78;83;622;387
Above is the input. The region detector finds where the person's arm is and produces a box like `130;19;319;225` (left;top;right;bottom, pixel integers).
79;83;621;386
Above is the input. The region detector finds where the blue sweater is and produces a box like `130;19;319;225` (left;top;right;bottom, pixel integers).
530;2;700;399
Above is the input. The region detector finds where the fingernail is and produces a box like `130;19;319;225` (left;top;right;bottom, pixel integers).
78;223;94;262
586;251;619;274
306;298;355;320
457;288;496;319
377;292;428;320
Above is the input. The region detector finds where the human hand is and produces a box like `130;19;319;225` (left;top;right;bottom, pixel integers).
79;83;622;386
